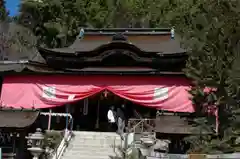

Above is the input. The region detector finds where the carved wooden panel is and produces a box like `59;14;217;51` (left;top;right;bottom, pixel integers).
82;35;170;42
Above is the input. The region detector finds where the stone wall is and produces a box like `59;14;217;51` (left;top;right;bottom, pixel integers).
147;152;240;159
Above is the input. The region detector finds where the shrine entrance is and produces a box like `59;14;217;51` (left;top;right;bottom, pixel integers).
42;90;157;133
70;90;156;132
71;91;127;132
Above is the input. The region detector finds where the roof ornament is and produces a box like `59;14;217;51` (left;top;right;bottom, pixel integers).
112;33;127;41
78;28;85;39
171;27;175;39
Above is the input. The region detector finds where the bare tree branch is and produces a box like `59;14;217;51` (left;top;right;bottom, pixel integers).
0;22;37;61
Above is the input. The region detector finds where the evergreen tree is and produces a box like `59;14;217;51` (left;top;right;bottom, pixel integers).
18;0;114;47
155;0;240;153
0;0;8;21
18;0;163;48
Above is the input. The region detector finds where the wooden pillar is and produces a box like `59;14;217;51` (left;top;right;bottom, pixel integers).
16;131;27;159
47;109;52;130
95;99;100;129
65;104;69;131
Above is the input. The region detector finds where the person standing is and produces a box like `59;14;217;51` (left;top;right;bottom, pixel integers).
107;106;116;131
116;104;126;140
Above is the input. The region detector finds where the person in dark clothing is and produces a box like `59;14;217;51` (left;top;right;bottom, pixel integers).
116;104;126;140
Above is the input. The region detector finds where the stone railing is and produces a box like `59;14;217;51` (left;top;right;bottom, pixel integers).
147;152;240;159
127;118;156;133
125;132;240;159
51;130;73;159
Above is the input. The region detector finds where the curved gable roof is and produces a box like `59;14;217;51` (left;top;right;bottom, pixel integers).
38;39;185;56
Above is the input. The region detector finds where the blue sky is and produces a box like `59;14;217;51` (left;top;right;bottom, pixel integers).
6;0;20;16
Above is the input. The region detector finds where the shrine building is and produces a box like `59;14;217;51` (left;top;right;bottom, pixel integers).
0;28;196;156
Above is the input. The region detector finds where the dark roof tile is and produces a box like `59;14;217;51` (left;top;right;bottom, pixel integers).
42;39;185;54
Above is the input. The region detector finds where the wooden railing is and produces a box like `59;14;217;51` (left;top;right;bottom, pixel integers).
40;112;73;131
127;118;156;133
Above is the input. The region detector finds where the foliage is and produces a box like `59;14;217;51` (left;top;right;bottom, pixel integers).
110;146;144;159
18;0;171;48
43;130;63;149
154;0;240;153
0;0;8;21
42;130;64;159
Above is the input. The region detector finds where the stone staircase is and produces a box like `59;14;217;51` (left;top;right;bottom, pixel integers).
61;131;123;159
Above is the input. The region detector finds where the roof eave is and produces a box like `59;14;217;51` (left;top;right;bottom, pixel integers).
83;28;171;35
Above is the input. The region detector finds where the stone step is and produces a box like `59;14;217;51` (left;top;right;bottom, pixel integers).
67;145;117;150
63;152;118;157
70;141;123;147
72;137;122;142
73;135;121;139
73;131;119;136
68;147;121;151
69;139;122;146
63;156;116;159
63;149;120;156
72;141;121;145
69;141;122;147
69;144;117;147
73;137;121;142
63;154;114;159
61;131;123;159
65;151;121;156
68;145;122;149
63;154;116;158
63;150;117;156
72;136;122;140
65;150;122;157
73;136;120;139
73;137;121;141
67;147;120;151
64;151;116;155
65;145;123;155
67;144;118;149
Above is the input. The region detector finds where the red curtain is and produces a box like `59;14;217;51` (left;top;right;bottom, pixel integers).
0;75;194;112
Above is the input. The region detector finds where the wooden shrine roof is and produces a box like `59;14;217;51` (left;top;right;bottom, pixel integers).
155;116;194;134
39;39;185;55
0;109;39;128
82;28;171;35
0;28;187;75
155;115;211;134
0;63;185;75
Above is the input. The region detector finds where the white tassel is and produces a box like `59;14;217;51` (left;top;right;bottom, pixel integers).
171;27;175;39
79;28;85;39
83;98;88;115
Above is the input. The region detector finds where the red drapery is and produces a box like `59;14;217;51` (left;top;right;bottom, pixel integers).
0;75;194;112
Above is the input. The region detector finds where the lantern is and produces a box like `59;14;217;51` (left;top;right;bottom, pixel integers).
26;128;44;159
